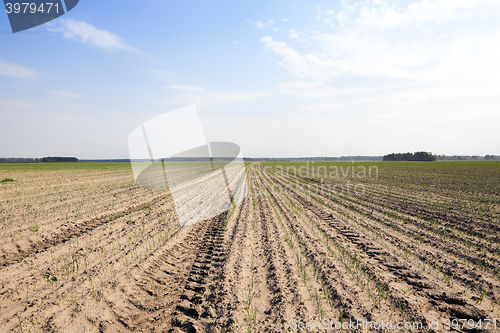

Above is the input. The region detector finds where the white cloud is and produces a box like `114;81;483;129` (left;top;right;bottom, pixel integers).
288;29;307;42
255;19;274;29
50;90;84;99
0;60;38;80
233;40;238;44
49;19;135;51
326;10;335;15
261;0;500;97
355;0;499;28
281;18;289;22
261;36;345;80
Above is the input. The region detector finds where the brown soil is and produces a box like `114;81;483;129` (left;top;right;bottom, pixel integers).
0;164;499;332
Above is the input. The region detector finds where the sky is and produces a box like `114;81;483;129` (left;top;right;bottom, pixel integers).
1;0;500;159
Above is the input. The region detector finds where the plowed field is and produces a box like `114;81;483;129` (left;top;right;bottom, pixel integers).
1;161;499;332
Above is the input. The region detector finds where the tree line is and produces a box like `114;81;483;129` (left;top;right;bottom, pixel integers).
437;155;499;161
0;157;78;163
383;152;437;161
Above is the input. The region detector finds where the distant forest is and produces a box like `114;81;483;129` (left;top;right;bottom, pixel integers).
383;152;437;161
0;157;78;163
437;155;499;161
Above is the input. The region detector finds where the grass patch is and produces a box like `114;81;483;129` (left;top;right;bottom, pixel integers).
0;162;130;171
0;178;14;183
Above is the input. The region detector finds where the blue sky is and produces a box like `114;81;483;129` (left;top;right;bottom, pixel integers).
1;0;500;158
